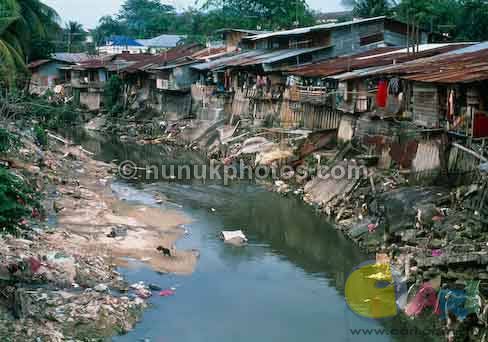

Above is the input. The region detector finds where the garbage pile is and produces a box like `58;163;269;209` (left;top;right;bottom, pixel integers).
0;234;147;341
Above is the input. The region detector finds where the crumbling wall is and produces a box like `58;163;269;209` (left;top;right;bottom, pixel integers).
155;91;192;120
337;115;356;142
355;116;444;180
80;91;101;111
232;89;251;119
191;85;232;121
411;140;442;175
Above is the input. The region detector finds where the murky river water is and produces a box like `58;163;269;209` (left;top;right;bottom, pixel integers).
66;130;438;342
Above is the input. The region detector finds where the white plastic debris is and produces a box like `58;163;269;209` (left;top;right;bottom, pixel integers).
220;230;248;246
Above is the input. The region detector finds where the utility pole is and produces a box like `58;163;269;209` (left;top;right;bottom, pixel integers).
295;0;299;27
68;30;72;53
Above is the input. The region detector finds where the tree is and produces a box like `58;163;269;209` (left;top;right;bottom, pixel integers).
342;0;394;18
65;21;87;52
118;0;176;38
0;0;60;86
93;16;129;46
456;0;488;41
199;0;315;31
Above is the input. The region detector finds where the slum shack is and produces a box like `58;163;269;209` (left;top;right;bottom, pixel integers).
329;43;488;182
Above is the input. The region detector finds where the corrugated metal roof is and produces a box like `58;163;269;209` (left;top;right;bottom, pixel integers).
287;43;473;78
191;50;262;71
153;60;198;70
120;43;204;73
191;47;331;71
243;16;400;41
214;28;270;35
27;59;52;69
105;36;143;47
192;46;228;60
51;53;94;63
347;42;488;83
137;34;186;48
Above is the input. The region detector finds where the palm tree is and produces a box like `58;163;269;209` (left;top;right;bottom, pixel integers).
65;21;86;52
0;0;60;85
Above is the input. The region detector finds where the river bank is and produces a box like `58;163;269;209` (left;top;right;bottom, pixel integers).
0;121;198;341
88;112;488;341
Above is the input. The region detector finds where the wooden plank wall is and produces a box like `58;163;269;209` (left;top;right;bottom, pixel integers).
280;100;342;130
412;83;440;128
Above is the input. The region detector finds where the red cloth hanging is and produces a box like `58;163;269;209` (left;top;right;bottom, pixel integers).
376;80;388;108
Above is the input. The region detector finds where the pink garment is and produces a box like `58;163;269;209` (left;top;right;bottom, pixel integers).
405;284;440;317
368;223;378;233
159;289;175;297
29;257;42;273
432;249;443;257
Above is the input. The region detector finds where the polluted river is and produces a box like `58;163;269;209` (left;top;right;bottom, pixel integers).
65;129;437;342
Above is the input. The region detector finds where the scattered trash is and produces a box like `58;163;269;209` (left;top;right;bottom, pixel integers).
159;289;175;297
148;284;162;291
220;230;248;246
405;284;439;317
94;284;109;292
136;288;152;299
367;223;378;233
431;249;443;257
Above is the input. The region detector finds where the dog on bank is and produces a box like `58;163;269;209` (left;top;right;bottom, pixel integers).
157;246;172;257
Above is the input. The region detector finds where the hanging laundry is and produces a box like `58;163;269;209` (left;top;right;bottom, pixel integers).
447;89;455;122
405;283;440;317
376;80;388;108
388;78;401;95
436;289;468;320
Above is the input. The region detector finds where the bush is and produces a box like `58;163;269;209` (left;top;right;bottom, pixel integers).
0;167;40;235
34;125;48;147
0;128;20;154
104;75;123;111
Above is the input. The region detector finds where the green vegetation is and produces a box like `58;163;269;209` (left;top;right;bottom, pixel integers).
92;0;315;44
33;124;47;147
0;0;60;86
65;21;87;53
342;0;488;41
0;130;40;236
104;75;124;113
0;128;20;154
88;0;488;46
0;166;41;235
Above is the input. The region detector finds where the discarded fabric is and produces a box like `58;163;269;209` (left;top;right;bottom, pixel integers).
405;283;439;317
159;289;175;297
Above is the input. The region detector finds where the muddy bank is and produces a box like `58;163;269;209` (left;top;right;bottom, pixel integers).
0;127;198;341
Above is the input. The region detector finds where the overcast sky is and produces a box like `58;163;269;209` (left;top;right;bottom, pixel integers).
42;0;346;29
